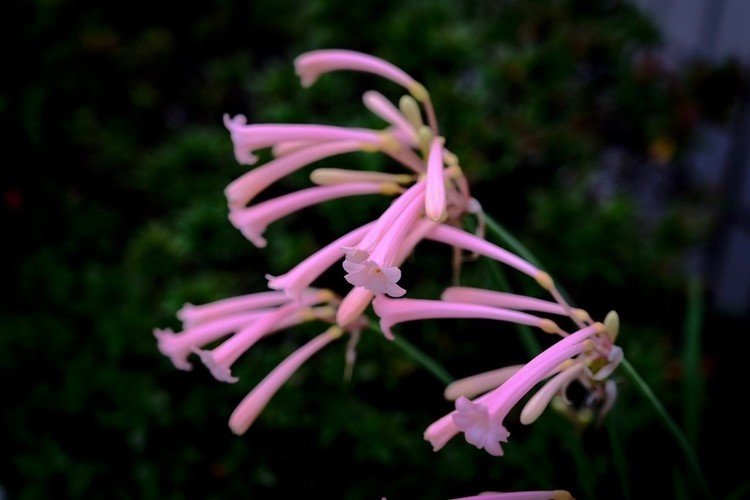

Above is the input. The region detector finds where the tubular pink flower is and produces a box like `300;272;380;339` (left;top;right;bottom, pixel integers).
453;395;510;456
155;310;271;371
194;292;331;383
426;224;540;278
267;222;373;297
228;182;398;247
444;365;524;401
272;140;316;157
294;49;428;101
441;287;589;321
425;137;447;221
425;323;603;454
520;363;586;425
228;327;342;435
223;114;383;165
452;491;573;500
343;193;424;297
336;287;375;327
177;290;305;329
363;91;417;144
337;219;436;329
372;296;561;340
225;140;366;209
343;181;426;263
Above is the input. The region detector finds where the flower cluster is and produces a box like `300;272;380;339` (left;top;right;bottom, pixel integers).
155;50;623;498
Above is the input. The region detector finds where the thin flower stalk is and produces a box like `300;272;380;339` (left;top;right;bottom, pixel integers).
228;182;400;247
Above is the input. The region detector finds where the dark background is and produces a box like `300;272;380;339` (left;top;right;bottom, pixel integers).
2;0;748;498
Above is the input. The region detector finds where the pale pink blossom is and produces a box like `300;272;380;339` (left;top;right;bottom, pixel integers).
425;323;604;454
267;222;373;298
337;219;436;328
223;114;384;165
425;137;447;221
228;182;399;247
225;140;366;209
294;50;428;101
343;193;424;296
372;296;561;340
343;181;426;263
442;287;590;323
177;290;306;329
229;326;343;435
426;224;540;278
453;395;510;456
336;287;375;327
193;292;333;383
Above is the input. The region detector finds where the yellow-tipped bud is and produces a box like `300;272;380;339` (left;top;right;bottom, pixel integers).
408;82;429;103
604;310;620;342
379;182;405;196
592;321;606;334
443;150;459;167
540;319;560;334
311;306;337;321
316;289;338;303
417;125;433;156
535;271;554;290
310;168;414;186
378;131;402;153
399;95;424;129
573;308;592;323
325;325;345;340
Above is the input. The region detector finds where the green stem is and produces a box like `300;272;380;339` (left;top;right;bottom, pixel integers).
682;278;704;446
606;413;632;500
621;359;712;499
369;322;454;385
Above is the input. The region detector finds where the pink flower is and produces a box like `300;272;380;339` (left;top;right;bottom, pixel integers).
426;224;541;279
442;287;591;324
225;140;366;209
343;181;426;263
224;114;384;165
425;323;604;455
343;193;424;297
452;396;510;456
192;290;334;383
155;289;330;370
229;326;344;435
228;182;400;247
267;222;373;297
425;136;447;221
294;49;428;101
372;296;562;340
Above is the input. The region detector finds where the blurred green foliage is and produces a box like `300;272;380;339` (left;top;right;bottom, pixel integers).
2;0;746;498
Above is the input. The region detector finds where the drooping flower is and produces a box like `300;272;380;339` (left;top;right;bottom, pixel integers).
229;326;344;435
228;182;401;247
425;323;605;455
